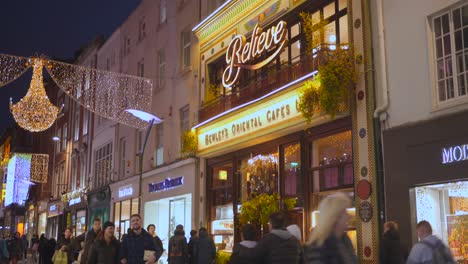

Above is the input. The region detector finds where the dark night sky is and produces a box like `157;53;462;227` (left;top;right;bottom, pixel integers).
0;0;142;133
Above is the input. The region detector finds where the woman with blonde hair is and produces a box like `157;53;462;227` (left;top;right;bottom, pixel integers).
304;192;357;264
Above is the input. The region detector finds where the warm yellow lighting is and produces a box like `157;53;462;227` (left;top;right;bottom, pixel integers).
10;58;61;132
219;170;228;180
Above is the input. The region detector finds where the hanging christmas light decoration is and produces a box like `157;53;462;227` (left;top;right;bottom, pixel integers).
0;53;31;87
0;53;152;130
10;58;62;132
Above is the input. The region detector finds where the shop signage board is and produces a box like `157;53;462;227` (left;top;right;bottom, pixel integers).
442;143;468;164
118;185;133;198
222;20;288;88
69;197;81;206
197;88;303;151
48;202;62;217
148;176;184;193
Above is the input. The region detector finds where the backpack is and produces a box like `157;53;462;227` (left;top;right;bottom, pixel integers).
169;236;182;257
420;240;456;264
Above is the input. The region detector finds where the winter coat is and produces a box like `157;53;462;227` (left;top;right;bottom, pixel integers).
381;230;404;264
152;235;164;253
229;240;257;264
187;236;198;264
80;229;100;264
120;229;162;264
168;229;188;264
87;237;120;264
304;234;357;264
406;235;455;264
56;237;76;264
9;237;24;257
39;237;49;264
256;229;302;264
195;230;216;264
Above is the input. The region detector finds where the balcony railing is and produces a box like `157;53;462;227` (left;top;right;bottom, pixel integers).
199;53;320;123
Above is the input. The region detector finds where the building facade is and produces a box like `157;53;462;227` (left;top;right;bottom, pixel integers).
193;0;379;261
375;0;468;260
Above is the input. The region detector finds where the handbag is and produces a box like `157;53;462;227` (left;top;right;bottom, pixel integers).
52;250;68;264
144;250;156;262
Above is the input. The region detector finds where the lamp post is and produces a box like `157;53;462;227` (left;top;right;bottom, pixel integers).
125;109;163;215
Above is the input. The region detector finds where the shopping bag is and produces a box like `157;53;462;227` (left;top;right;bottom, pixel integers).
52;250;68;264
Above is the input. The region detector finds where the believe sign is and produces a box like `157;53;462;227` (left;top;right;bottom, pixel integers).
442;144;468;164
222;21;288;88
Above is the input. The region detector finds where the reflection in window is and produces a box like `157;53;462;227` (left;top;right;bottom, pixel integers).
311;131;353;191
284;143;301;197
240;153;278;201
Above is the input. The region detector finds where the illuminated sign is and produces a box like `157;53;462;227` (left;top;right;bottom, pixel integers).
148;176;184;193
69;197;81;206
118;185;133;198
197;89;302;151
5;154;32;207
442;144;468;164
48;202;62;217
49;205;56;211
223;21;288;88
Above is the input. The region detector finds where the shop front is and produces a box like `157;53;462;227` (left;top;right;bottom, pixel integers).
110;178;139;240
37;200;48;236
25;204;36;239
47;200;64;240
63;189;88;238
193;0;378;260
87;187;110;231
142;158;197;262
383;109;468;262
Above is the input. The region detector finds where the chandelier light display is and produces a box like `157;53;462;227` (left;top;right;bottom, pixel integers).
10;58;62;132
0;53;153;130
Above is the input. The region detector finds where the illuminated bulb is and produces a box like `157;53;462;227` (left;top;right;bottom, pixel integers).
10;58;61;132
330;45;336;51
329;35;337;43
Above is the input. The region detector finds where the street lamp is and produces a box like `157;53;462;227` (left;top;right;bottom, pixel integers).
124;109;163;214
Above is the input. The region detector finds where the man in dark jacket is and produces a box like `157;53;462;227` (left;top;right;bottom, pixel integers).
87;221;120;264
56;228;76;264
9;232;24;264
195;228;216;264
80;218;101;264
120;214;162;264
187;230;198;264
256;212;302;264
229;223;257;264
381;221;405;264
168;225;188;264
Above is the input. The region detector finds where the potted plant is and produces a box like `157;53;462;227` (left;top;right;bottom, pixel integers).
297;12;359;120
239;193;280;237
181;130;197;156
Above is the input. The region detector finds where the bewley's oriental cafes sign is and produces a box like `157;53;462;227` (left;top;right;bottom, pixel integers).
223;21;288;88
197;89;302;151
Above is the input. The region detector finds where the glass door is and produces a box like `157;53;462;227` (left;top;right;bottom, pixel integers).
168;197;187;237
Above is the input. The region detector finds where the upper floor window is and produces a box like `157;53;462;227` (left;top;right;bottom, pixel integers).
62;124;67;152
125;36;131;55
74;109;80;141
83;110;89;136
139;18;146;41
137;59;145;77
180;105;190;132
158;49;166;89
160;0;167;24
94;143;113;188
181;29;191;69
433;4;468;103
155;124;164;166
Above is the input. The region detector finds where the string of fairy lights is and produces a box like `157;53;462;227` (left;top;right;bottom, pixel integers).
0;53;153;131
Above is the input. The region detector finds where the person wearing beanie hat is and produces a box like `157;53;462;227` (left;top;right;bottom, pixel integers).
87;221;120;264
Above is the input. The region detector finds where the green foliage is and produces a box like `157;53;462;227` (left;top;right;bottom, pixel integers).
181;130;197;155
298;78;322;123
298;12;359;120
239;193;280;225
283;197;297;210
318;48;357;118
216;251;231;264
300;12;330;51
208;83;219;97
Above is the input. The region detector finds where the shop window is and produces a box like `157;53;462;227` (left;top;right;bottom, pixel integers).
311;130;353;192
283;143;301;197
144;194;192;252
410;181;468;261
239;152;279;201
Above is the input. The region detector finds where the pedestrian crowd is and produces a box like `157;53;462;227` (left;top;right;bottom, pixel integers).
0;193;457;263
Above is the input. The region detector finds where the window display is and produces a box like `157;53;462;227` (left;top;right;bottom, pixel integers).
114;198;139;240
212;204;234;252
411;181;468;262
144;194;192;264
240;152;279;201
